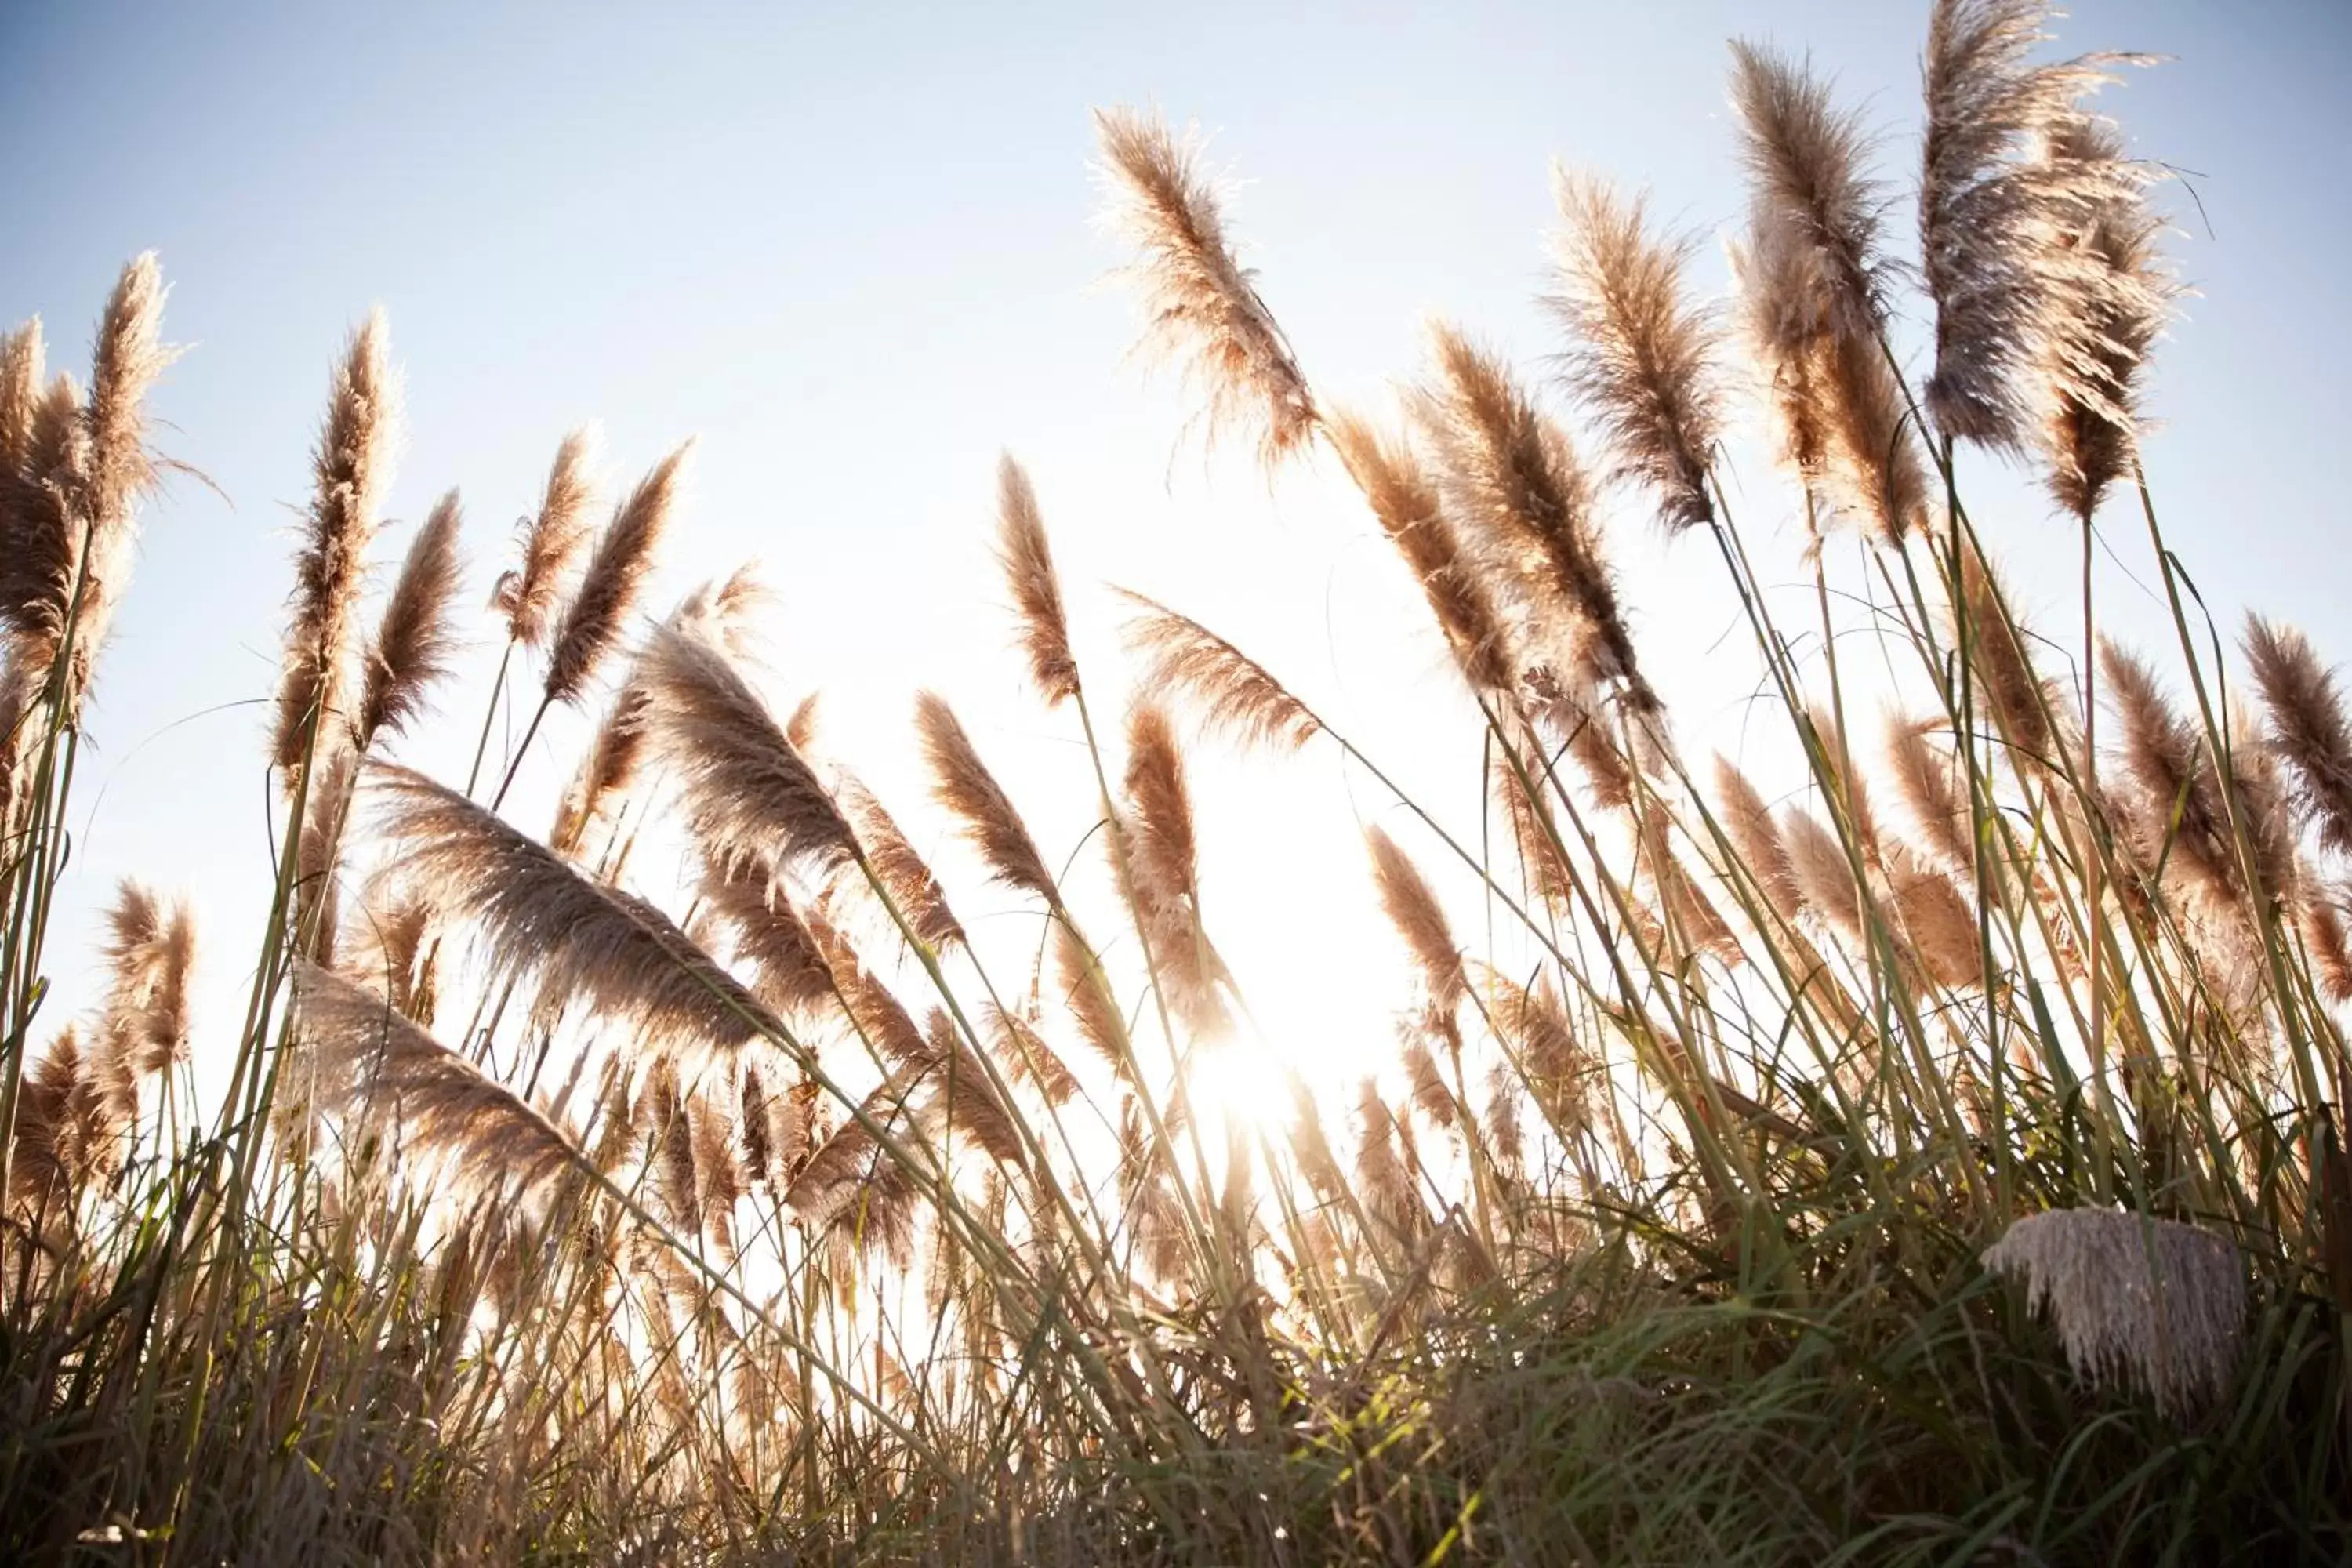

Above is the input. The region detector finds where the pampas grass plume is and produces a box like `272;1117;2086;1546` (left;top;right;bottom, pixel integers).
1546;172;1722;532
1116;590;1320;752
495;425;601;648
1094;106;1316;465
274;310;399;771
2244;615;2352;859
1984;1207;2245;1419
357;489;466;750
995;455;1080;706
545;441;691;709
916;691;1059;905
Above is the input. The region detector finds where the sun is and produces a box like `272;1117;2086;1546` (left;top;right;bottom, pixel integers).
1179;1036;1294;1144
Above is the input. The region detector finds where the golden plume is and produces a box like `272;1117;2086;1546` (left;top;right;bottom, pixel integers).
1094;107;1316;464
915;691;1058;906
2243;616;2352;859
1414;325;1650;708
274;310;399;773
1918;0;2143;448
994;454;1080;706
357;489;466;750
1327;410;1512;693
493;425;601;648
368;762;789;1067
1120;700;1225;1035
1726;41;1890;342
1547;172;1722;532
1117;589;1321;751
634;622;857;877
292;960;586;1202
543;441;691;709
1365;826;1466;1018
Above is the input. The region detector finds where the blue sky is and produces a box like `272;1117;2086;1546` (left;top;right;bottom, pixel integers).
4;2;2348;1074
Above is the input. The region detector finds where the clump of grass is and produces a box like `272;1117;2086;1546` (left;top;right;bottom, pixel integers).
3;5;2350;1563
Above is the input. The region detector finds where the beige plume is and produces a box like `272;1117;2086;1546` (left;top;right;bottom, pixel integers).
1094;107;1316;465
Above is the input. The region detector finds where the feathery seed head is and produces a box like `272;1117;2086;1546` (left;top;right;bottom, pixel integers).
805;907;931;1069
297;744;359;965
1782;808;1863;938
786;1073;919;1221
2226;688;2301;908
1123;703;1198;911
1403;1029;1456;1130
293;960;586;1203
100;879;197;1079
2040;111;2168;520
343;887;435;1021
916;691;1059;905
1121;700;1226;1035
357;489;466;750
368;761;790;1069
1732;215;1927;544
2243;615;2352;860
1283;1069;1346;1202
1481;966;1587;1119
1818;321;1929;543
495;424;602;648
1983;1207;2245;1419
673;562;773;661
8;255;178;728
550;674;651;861
692;848;837;1020
0;375;85;661
994;455;1080;706
1366;826;1466;1018
840;771;965;949
544;439;691;708
1885;849;1982;989
985;1004;1080;1107
10;1026;129;1212
82;253;173;539
919;1009;1030;1174
1546;172;1722;532
1353;1080;1417;1239
274;310;401;773
1919;0;2142;448
1328;410;1512;693
1414;325;1647;699
0;653;34;822
1958;543;2053;762
2301;890;2352;1005
1713;755;1802;921
1053;920;1130;1077
1727;41;1890;343
1094;107;1316;466
1726;45;1928;542
38;258;176;717
637;622;857;879
1525;660;1640;809
1886;716;1976;875
0;319;44;470
2101;639;2238;905
1118;589;1321;752
1494;750;1576;907
1729;218;1833;490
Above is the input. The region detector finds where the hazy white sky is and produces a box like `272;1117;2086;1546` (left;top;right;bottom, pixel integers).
5;2;2349;1087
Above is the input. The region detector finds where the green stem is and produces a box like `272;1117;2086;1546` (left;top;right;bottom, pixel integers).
465;638;519;797
491;693;555;813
